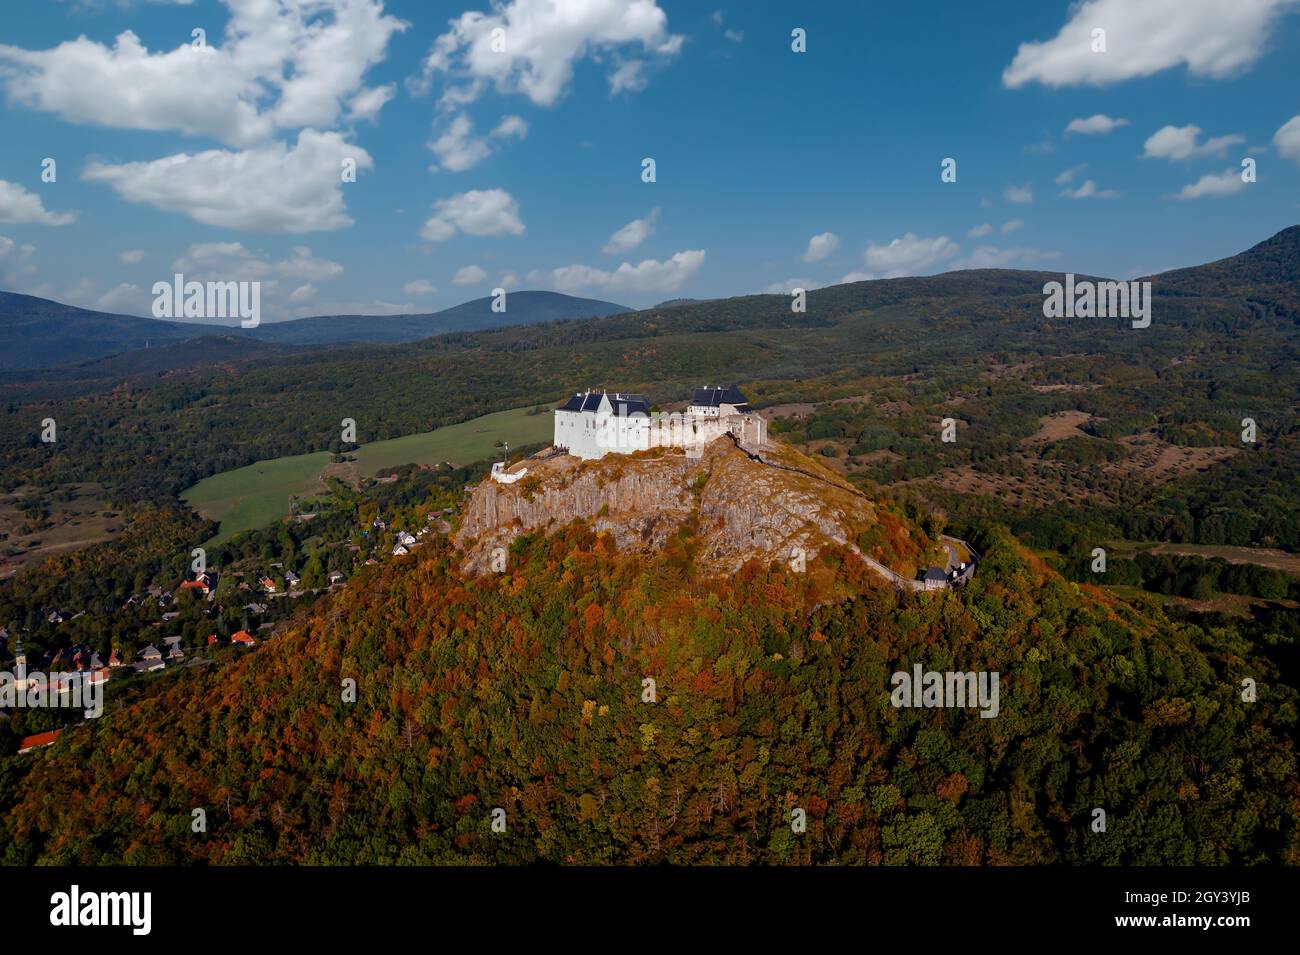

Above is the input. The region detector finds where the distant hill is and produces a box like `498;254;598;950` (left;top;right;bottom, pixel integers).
4;226;1296;374
1148;225;1300;301
0;290;633;370
0;335;305;402
0;291;225;370
246;291;633;346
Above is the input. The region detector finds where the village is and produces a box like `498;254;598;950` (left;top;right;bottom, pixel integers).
1;475;462;755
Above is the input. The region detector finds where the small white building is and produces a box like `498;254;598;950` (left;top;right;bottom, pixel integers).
490;462;529;484
688;385;751;417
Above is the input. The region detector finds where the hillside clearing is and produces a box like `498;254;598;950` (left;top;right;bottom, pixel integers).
182;406;553;543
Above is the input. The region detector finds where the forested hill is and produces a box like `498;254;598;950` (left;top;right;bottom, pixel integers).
245;291;634;346
1152;225;1300;300
0;291;225;370
0;289;633;371
2;524;1294;864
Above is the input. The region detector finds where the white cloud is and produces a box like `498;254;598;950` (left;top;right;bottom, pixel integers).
0;235;38;285
428;113;528;172
967;223;993;238
1002;0;1298;88
1004;183;1035;204
289;283;317;304
838;271;872;284
1;3;402;235
403;279;438;296
412;0;684;106
93;283;147;315
347;84;396;124
171;242;343;285
119;249;146;265
1055;164;1087;185
421;188;525;242
1001;219;1024;234
547;249;704;295
1171;168;1248;199
608;59;648;95
603;207;660;254
294;299;412;318
452;264;488;285
763;277;817;294
0;0;408;147
0;179;76;226
1064;114;1129;135
802;231;839;263
275;246;345;281
1060;179;1121;199
1276;115;1300;162
861;234;959;278
954;246;1062;269
711;10;742;42
428;114;493;172
1141;124;1245;160
83;130;372;233
492;115;528;139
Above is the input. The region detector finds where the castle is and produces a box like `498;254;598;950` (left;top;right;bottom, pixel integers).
553;385;768;460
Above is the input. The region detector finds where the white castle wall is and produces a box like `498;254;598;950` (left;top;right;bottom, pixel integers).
554;408;767;460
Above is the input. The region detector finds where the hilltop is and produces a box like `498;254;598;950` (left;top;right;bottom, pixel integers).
456;435;943;579
1152;225;1300;301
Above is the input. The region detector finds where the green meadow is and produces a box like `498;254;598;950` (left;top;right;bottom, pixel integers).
353;406;552;477
182;406;552;544
181;451;332;545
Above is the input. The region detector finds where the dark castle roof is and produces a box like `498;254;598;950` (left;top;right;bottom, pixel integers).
557;391;651;417
691;385;749;410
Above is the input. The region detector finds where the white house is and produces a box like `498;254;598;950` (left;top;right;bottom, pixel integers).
688;385;750;417
554;385;766;461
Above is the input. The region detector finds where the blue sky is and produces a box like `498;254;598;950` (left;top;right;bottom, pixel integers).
0;0;1298;321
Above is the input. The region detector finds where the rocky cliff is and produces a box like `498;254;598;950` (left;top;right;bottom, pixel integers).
455;435;933;578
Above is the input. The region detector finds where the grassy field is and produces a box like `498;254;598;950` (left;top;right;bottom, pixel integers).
1106;540;1300;576
181;450;332;545
354;406;552;477
182;406;552;543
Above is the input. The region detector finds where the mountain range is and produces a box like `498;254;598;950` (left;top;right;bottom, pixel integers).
0;289;632;371
3;227;1298;376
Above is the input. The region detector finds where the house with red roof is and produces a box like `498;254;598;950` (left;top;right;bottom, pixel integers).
17;728;62;754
